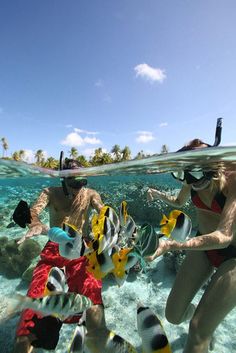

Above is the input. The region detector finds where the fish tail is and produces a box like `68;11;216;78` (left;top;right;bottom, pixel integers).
7;294;31;318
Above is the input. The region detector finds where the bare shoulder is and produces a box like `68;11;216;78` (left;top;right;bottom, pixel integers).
226;172;236;189
84;187;100;196
47;186;62;195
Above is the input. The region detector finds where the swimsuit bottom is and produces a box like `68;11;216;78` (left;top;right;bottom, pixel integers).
196;231;236;268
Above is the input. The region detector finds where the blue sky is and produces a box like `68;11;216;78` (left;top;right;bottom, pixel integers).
0;0;236;162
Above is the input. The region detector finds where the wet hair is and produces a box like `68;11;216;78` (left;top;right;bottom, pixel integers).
62;158;83;170
178;139;226;191
177;139;211;152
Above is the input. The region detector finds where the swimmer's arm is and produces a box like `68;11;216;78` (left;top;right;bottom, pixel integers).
17;189;50;244
148;179;236;260
90;191;104;212
147;183;191;207
29;188;50;230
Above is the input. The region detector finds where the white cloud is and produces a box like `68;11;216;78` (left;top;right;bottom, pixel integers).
74;128;99;135
61;132;84;147
136;131;155;143
65;124;73;128
84;136;101;144
159;122;168;127
134;63;166;83
82;147;107;158
61;131;102;147
22;149;48;163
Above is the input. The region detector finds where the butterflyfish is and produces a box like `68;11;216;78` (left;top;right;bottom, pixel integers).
119;200;128;226
119;215;137;247
68;318;87;353
43;266;68;296
104;330;138;353
99;205;120;234
86;249;115;280
48;223;90;260
112;248;138;284
48;226;73;243
160;210;192;242
135;223;159;257
91;215;118;255
137;304;172;353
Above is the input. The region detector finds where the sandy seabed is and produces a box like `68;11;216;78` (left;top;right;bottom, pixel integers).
0;256;235;353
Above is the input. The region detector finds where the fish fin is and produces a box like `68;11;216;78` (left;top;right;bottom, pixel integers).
169;209;182;219
6;293;30;318
160;214;168;225
129;250;147;272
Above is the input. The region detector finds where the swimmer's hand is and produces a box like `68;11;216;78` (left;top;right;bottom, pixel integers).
145;240;171;262
17;224;49;244
147;188;156;202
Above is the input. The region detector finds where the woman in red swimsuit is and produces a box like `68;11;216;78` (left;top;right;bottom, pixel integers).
147;129;236;352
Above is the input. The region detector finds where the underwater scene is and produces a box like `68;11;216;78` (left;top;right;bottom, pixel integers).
0;151;236;353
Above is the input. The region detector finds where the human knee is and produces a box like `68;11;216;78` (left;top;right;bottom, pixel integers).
166;302;195;325
165;304;183;325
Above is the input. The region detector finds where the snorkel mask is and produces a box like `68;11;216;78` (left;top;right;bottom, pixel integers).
171;118;222;188
59;151;87;197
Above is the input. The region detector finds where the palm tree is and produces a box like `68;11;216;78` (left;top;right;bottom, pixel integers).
111;144;121;162
69;147;78;159
90;148;113;166
160;144;169;154
121;146;131;161
77;155;90;167
12;151;20;161
19;149;26;161
35;150;44;165
134;150;146;160
99;152;113;165
1;137;9;158
42;157;58;169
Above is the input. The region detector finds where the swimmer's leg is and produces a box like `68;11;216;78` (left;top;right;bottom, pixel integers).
184;258;236;353
165;251;214;325
85;305;110;353
13;335;35;353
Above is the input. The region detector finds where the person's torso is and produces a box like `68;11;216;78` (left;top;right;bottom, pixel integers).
47;187;94;234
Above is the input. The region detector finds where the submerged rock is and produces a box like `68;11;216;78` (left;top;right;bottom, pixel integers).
163;250;186;274
22;256;40;282
0;237;42;279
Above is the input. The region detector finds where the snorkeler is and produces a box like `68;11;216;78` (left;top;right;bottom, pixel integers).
13;154;108;353
147;119;236;353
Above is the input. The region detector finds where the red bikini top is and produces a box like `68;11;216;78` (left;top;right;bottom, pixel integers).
191;189;226;214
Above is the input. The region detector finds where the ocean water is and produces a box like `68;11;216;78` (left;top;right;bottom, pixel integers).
0;152;236;353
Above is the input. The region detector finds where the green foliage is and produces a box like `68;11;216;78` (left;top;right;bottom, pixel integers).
1;136;163;167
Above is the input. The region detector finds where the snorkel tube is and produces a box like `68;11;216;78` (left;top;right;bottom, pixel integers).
59;151;69;197
212;117;223;147
172;118;223;184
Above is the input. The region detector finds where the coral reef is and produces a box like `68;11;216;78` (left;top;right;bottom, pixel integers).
0;236;42;279
163;250;186;274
